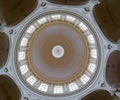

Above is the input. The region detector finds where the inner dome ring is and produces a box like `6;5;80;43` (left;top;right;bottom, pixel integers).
16;12;99;95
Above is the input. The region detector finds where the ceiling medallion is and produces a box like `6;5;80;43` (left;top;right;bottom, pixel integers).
16;12;99;95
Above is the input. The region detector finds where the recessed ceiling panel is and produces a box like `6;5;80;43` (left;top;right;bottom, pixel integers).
94;0;120;42
47;0;89;5
0;0;38;26
82;90;119;100
0;32;9;67
0;75;21;100
106;51;120;88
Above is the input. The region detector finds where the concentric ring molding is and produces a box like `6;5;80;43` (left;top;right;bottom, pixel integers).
15;11;101;96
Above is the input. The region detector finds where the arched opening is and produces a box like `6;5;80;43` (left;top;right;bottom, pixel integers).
0;75;21;100
106;51;120;88
82;90;119;100
0;0;38;26
47;0;89;5
94;0;120;42
0;32;9;68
